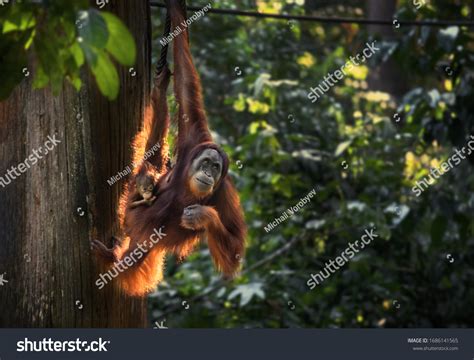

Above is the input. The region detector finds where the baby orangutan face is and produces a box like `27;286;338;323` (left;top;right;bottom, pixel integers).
188;148;223;197
136;175;155;200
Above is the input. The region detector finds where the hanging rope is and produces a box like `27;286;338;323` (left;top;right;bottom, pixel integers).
150;1;474;28
155;6;171;75
155;0;189;75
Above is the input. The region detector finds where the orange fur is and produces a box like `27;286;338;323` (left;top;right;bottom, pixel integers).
95;0;246;297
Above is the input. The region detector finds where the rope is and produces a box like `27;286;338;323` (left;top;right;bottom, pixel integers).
155;9;171;75
155;0;189;75
150;2;474;28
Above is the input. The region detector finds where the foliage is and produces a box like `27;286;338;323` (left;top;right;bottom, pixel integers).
149;0;474;328
2;0;473;328
0;0;135;100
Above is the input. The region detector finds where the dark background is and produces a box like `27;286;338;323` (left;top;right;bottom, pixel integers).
149;0;474;328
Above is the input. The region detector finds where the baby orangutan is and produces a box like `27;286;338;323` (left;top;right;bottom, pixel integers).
129;162;158;209
91;0;246;297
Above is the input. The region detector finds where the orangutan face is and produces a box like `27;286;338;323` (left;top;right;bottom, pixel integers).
136;175;155;200
188;148;223;197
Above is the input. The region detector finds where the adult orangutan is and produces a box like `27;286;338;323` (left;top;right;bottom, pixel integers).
92;0;247;296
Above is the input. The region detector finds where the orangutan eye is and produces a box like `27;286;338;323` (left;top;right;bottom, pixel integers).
212;164;219;170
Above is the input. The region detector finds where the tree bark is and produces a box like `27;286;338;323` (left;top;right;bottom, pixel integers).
367;0;408;97
0;0;151;327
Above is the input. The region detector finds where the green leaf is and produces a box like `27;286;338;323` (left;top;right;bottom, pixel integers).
101;12;136;66
32;65;49;89
60;16;77;44
77;9;108;50
437;26;459;52
427;89;440;108
34;32;65;94
233;93;246;112
3;11;36;34
69;75;82;91
80;42;99;66
90;50;119;100
24;29;36;49
334;140;352;157
228;283;265;307
253;73;271;96
70;42;85;67
306;219;326;230
35;32;63;76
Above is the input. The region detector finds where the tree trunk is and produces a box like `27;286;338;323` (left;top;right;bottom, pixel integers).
367;0;407;97
0;0;151;327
